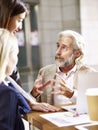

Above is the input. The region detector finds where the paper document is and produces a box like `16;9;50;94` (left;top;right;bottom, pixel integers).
75;122;98;130
40;112;91;127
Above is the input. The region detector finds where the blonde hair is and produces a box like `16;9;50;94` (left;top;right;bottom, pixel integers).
0;29;18;82
57;30;86;65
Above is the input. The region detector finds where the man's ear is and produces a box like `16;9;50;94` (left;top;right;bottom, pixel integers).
74;50;81;58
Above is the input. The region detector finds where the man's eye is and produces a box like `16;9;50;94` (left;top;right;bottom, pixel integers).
61;45;66;49
62;46;65;49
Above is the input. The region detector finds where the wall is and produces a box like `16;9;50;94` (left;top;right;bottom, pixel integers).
80;0;98;65
37;0;80;67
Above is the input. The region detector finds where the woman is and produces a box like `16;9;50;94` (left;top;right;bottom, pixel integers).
0;0;59;112
0;0;28;85
0;29;30;130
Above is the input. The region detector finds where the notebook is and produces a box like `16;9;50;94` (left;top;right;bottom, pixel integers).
76;71;98;114
62;71;98;115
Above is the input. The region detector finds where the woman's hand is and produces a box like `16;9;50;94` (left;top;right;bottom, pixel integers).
30;102;60;112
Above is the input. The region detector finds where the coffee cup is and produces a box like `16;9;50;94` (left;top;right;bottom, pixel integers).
86;88;98;121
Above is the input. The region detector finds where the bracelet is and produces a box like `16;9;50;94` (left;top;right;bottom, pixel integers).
30;89;41;99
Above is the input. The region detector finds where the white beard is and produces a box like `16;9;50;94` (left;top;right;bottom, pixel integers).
55;54;75;68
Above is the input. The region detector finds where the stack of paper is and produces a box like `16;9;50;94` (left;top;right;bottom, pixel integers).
40;112;91;127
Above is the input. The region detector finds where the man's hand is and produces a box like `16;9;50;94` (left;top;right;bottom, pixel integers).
30;73;51;97
51;73;74;98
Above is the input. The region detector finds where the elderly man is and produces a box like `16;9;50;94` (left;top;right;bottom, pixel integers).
30;30;95;105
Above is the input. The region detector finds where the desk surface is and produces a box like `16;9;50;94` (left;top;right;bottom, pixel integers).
24;107;77;130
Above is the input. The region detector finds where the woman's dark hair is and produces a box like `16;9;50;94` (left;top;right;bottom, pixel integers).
0;0;28;28
11;0;28;17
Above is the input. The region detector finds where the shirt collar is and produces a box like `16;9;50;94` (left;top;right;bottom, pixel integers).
57;65;77;76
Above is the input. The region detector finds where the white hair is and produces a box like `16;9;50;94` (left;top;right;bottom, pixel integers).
57;30;86;65
0;29;18;82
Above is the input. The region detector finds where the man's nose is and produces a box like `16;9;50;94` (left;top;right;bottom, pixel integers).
56;48;62;56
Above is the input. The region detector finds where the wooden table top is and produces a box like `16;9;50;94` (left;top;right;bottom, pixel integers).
24;105;77;130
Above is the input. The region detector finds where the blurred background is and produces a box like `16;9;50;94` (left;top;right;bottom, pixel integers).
16;0;98;92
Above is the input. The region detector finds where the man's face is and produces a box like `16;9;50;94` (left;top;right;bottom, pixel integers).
55;36;76;67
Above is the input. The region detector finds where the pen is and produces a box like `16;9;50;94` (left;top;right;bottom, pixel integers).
64;109;79;117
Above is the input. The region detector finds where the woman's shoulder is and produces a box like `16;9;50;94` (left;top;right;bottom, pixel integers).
0;82;18;106
0;82;17;96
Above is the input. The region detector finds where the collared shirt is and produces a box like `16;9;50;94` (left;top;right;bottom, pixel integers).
54;65;77;105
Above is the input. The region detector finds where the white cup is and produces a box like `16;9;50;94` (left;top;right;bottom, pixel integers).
86;88;98;121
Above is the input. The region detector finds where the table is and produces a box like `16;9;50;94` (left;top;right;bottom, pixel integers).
24;106;77;130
